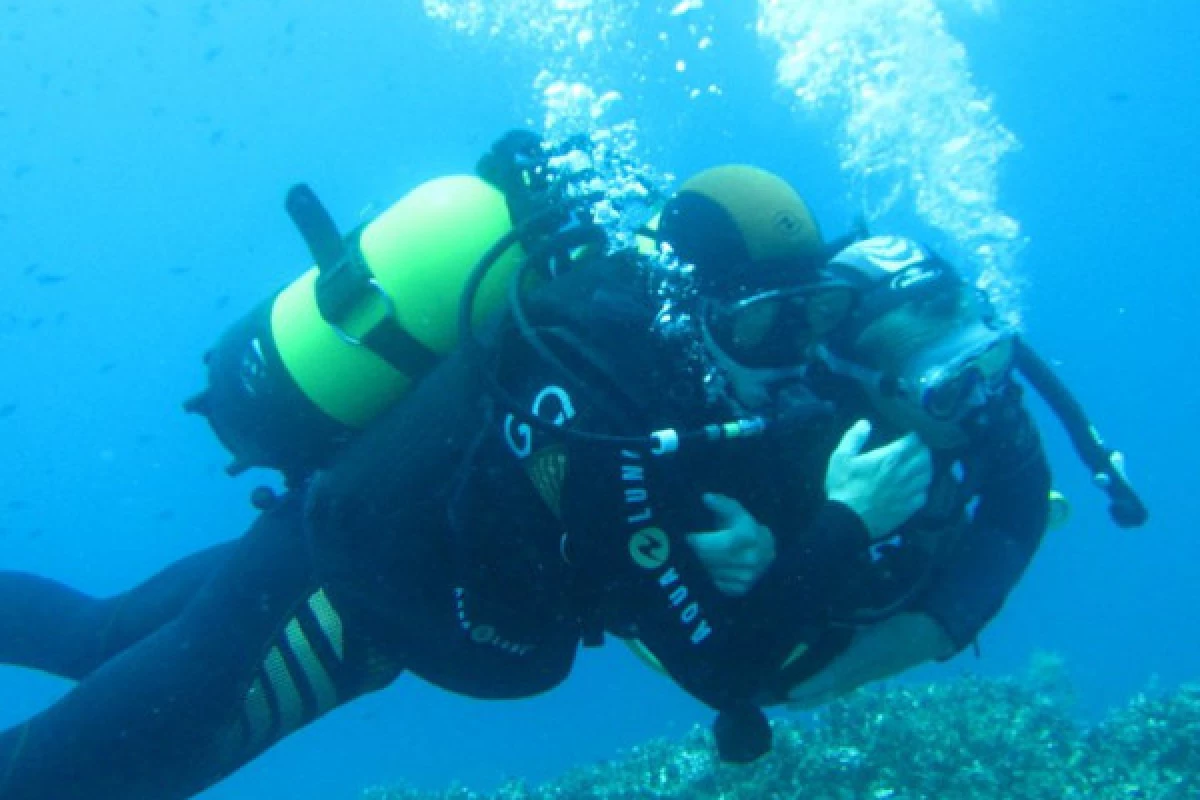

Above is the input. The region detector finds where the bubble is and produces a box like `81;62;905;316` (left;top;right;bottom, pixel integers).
757;0;1027;319
424;0;1026;330
670;0;705;15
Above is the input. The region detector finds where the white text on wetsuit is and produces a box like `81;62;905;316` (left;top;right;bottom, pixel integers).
453;588;535;656
621;449;713;645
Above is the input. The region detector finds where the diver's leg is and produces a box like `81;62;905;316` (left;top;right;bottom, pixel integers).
0;541;236;679
0;492;402;800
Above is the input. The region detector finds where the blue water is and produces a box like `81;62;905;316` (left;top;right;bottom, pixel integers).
0;2;1196;798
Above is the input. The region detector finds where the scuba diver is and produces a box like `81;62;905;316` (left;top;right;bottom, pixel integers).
767;234;1063;708
628;232;1147;712
0;130;1145;799
771;234;1149;709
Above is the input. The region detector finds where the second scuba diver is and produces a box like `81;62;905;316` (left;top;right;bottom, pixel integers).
0;131;1145;800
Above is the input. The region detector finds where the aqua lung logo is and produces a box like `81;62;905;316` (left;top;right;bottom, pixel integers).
629;527;669;569
504;385;575;459
621;450;713;645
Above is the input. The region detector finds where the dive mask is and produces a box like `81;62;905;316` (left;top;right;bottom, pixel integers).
819;320;1017;426
897;323;1016;422
704;281;854;370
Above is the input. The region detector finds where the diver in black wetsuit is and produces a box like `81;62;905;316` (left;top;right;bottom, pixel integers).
0;137;1146;799
766;235;1058;707
762;234;1148;710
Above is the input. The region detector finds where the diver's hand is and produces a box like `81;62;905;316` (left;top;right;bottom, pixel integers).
686;493;776;597
825;420;933;541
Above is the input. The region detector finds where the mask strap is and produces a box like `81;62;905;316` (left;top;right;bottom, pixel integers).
813;346;905;399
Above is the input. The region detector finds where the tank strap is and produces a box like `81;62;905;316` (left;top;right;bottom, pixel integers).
286;184;441;378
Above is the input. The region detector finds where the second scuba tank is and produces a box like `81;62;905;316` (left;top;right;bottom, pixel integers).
185;175;526;481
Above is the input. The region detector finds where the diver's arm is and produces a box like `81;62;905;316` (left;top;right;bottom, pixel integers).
785;413;1049;706
915;407;1052;654
753;499;870;614
748;419;932;623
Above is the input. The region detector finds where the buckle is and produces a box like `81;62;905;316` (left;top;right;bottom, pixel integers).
314;247;396;347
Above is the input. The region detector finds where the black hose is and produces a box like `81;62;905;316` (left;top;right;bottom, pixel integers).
456;215;659;450
1015;339;1148;528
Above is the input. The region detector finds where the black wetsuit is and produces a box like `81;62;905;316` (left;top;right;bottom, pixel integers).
0;266;1051;799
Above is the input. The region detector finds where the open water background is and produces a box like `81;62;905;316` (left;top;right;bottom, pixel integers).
0;2;1196;797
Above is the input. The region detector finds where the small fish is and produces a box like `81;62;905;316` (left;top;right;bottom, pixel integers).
209;129;225;145
0;403;15;418
203;46;222;63
35;272;66;285
1107;91;1131;104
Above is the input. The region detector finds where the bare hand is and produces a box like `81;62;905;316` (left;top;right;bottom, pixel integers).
686;493;776;596
825;420;933;541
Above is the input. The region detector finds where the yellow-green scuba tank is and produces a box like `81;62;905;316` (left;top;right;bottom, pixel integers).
186;129;691;486
185;174;525;481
